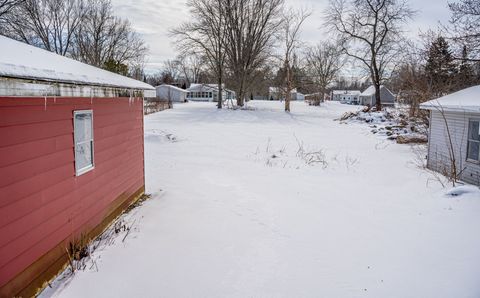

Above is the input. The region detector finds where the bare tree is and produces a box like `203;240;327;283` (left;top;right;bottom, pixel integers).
177;52;205;86
390;43;431;117
326;0;414;111
2;0;147;76
281;8;311;112
72;0;147;73
3;0;86;55
0;0;23;20
162;59;182;82
448;0;480;62
305;41;344;106
223;0;284;107
171;0;228;109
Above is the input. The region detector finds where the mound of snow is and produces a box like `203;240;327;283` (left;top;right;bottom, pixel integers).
445;185;480;197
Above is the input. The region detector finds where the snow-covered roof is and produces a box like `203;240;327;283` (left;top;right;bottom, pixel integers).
0;35;153;90
156;84;188;93
360;85;393;97
420;85;480;113
361;86;377;96
188;83;235;93
332;90;361;95
269;87;298;93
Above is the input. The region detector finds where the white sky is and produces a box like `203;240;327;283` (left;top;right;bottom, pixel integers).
111;0;452;74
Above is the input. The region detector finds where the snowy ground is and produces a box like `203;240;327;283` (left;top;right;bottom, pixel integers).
42;101;480;298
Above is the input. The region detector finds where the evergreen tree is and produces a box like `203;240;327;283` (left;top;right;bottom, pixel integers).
103;59;129;76
456;45;476;89
425;36;457;96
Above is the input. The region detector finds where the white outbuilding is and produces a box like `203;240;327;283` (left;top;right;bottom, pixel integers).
156;84;188;103
331;90;361;104
359;85;395;106
421;85;480;185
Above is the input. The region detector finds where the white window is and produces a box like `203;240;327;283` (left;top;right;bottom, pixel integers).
74;110;94;175
467;119;480;162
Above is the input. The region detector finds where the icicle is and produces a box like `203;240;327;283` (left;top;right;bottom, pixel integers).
43;86;48;111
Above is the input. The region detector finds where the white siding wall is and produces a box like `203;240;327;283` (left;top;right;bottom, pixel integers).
428;110;480;185
156;86;187;102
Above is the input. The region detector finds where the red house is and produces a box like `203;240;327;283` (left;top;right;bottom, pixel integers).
0;36;155;297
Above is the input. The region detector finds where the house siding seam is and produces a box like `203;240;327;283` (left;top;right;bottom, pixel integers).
427;110;480;185
0;97;146;294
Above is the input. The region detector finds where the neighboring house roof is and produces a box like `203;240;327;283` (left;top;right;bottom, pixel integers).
420;85;480;113
156;84;188;93
360;85;393;97
0;35;154;90
269;87;298;93
332;90;361;95
360;86;376;96
187;83;235;94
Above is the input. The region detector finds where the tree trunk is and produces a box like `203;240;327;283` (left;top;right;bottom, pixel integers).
374;83;381;111
285;61;291;112
217;68;223;109
236;88;244;107
236;76;245;107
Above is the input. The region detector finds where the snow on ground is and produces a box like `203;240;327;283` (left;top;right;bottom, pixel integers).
43;101;480;298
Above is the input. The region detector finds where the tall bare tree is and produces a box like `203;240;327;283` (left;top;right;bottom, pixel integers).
0;0;23;20
305;41;344;106
72;0;147;73
177;53;205;86
326;0;414;111
172;0;228;109
224;0;284;107
389;41;431;117
162;59;182;82
448;0;480;62
3;0;86;55
281;8;310;112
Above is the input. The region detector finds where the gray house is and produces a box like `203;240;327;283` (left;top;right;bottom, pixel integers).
156;84;188;103
420;85;480;185
359;85;395;106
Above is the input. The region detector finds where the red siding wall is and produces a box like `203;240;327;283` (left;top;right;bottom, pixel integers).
0;97;145;289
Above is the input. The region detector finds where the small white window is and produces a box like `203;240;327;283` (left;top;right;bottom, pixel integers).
467;119;480;162
74;110;94;176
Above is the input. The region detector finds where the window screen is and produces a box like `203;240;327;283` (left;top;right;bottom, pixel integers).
74;110;94;175
467;120;480;161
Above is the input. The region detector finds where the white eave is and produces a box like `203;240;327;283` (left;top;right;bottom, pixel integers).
420;85;480;113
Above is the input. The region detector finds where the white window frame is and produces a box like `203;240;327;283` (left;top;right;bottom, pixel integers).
74;110;95;176
467;118;480;163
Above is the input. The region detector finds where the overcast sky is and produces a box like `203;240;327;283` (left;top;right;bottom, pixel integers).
111;0;452;74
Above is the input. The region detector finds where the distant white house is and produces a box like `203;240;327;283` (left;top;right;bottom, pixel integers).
186;84;235;102
269;87;304;101
156;84;188;103
420;85;480;186
359;85;395;106
331;90;361;104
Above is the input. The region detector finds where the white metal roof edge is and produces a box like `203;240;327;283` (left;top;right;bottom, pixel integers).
420;103;480;113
